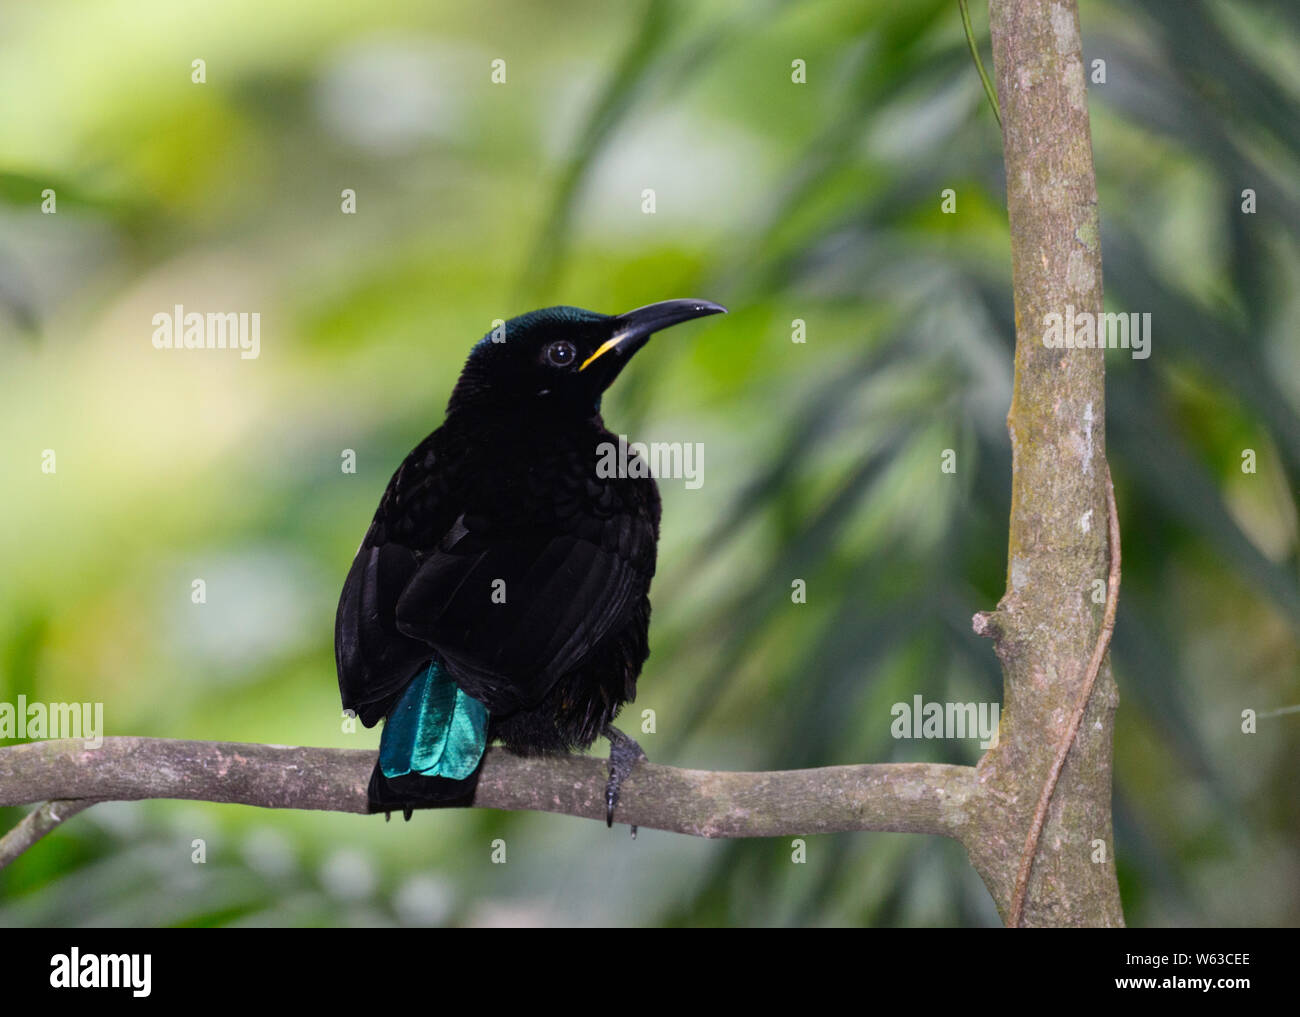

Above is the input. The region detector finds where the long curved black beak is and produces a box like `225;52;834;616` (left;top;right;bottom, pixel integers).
579;299;727;379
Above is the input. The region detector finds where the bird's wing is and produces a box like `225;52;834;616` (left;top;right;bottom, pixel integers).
391;510;653;714
335;541;432;726
335;436;458;727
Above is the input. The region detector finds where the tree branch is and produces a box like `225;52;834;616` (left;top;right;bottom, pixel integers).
0;798;99;869
1007;465;1120;927
0;738;979;868
979;0;1126;926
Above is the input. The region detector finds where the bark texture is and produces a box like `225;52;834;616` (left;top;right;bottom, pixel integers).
0;737;977;840
976;0;1124;926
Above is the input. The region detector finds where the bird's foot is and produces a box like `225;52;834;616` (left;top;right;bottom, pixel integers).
602;724;647;837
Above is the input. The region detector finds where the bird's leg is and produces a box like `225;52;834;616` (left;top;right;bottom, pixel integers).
602;724;647;837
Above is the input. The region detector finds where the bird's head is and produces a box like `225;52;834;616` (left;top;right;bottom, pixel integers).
448;299;726;418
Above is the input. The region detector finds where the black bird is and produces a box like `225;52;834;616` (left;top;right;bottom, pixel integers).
335;299;726;826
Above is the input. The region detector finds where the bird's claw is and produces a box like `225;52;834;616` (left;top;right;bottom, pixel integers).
603;724;648;837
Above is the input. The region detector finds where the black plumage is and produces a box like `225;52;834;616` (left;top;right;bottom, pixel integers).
335;300;725;820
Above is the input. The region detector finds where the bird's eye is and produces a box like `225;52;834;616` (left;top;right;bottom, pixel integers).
545;341;577;368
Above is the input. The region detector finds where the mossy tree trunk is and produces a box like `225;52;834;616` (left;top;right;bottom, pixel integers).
968;0;1125;926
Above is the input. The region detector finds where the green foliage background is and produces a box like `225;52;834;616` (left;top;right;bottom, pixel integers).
1;0;1297;926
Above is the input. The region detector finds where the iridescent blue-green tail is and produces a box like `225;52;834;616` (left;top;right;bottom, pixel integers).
368;660;489;814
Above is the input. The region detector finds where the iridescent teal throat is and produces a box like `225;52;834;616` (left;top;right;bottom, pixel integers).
379;661;489;780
